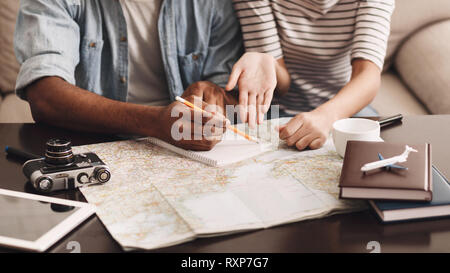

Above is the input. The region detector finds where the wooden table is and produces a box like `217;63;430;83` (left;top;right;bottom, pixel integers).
1;115;450;253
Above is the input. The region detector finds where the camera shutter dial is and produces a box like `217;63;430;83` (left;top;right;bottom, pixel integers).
37;176;53;192
94;167;111;184
77;173;90;184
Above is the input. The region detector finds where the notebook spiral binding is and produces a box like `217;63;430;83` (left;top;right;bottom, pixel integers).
145;137;218;167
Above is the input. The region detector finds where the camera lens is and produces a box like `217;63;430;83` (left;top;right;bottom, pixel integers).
45;138;74;166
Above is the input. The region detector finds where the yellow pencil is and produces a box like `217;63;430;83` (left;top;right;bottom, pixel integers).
175;96;260;143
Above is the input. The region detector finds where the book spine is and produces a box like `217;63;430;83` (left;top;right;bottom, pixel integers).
427;143;432;200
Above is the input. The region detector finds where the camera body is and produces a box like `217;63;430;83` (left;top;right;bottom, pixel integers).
22;139;111;193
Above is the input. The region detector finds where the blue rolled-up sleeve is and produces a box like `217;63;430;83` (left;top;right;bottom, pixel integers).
14;0;80;100
203;0;244;88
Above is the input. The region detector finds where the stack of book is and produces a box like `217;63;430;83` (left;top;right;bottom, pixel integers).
339;141;450;223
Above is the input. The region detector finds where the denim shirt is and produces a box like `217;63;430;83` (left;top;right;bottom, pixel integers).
14;0;243;102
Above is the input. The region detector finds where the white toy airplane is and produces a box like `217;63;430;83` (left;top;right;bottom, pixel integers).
361;145;418;172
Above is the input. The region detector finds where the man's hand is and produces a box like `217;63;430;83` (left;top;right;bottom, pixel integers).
156;94;230;151
182;81;238;118
277;109;336;151
155;81;237;151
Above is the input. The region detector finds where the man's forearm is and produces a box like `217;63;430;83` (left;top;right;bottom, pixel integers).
26;77;163;137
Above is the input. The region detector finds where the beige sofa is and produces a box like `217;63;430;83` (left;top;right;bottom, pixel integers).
1;0;449;123
373;0;450;115
0;0;33;123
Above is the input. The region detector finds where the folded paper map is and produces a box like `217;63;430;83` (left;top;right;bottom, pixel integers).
73;118;365;250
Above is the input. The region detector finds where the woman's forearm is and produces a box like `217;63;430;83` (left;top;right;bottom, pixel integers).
275;58;291;96
314;59;381;121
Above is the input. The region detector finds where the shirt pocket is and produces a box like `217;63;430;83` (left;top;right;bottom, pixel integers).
77;37;104;93
177;51;206;89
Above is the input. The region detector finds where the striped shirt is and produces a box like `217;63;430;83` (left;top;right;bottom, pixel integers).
233;0;395;114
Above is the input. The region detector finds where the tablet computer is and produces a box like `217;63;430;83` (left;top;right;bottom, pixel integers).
0;188;96;252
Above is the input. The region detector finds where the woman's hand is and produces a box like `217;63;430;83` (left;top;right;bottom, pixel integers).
277;59;382;151
277;109;337;151
225;52;279;128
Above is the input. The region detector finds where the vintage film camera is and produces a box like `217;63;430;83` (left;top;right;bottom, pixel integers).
23;139;111;193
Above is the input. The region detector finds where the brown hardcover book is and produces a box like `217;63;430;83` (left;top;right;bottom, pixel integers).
339;141;432;201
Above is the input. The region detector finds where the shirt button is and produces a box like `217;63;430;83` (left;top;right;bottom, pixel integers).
120;36;127;42
89;42;97;48
120;77;127;84
192;54;199;61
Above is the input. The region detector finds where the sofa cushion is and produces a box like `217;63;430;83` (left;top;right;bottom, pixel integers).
0;93;34;123
0;0;21;94
372;71;429;116
384;0;450;70
395;20;450;114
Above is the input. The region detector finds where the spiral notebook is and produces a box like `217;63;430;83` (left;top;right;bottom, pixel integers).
145;132;272;167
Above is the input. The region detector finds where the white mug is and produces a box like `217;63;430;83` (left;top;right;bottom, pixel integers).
332;118;382;157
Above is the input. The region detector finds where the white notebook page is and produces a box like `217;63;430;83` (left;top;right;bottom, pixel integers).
147;131;271;167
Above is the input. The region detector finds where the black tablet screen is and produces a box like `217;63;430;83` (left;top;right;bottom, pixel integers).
0;195;79;241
